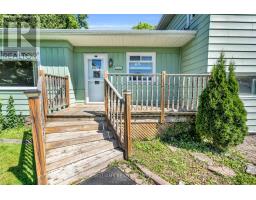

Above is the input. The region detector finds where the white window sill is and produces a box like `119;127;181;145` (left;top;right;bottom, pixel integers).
0;86;37;91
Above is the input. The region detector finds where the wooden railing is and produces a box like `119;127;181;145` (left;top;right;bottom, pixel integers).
104;75;131;159
108;72;210;113
45;74;70;113
24;71;48;185
105;71;210;157
24;70;70;185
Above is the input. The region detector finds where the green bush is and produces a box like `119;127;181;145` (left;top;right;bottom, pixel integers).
159;118;197;143
196;53;247;151
5;96;20;129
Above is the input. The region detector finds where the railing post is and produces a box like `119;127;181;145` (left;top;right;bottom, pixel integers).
24;89;47;185
123;90;132;160
104;71;109;117
39;70;48;121
160;71;166;123
65;75;70;107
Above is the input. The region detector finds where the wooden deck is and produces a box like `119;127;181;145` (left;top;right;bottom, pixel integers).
48;104;105;118
48;103;196;117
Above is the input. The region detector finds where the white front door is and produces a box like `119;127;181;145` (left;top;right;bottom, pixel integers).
85;54;107;103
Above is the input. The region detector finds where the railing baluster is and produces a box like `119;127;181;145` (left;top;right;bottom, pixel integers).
156;75;159;110
131;76;133;109
167;76;170;110
172;76;175;111
196;76;199;110
121;76;124;96
151;75;154;110
187;76;190;111
191;76;194;111
116;95;118;133
119;100;122;139
146;76;149;110
141;75;143;110
182;76;185;110
177;75;180;111
126;76;129;91
136;76;139;111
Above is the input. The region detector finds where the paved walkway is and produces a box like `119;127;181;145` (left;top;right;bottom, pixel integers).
237;135;256;165
79;167;136;185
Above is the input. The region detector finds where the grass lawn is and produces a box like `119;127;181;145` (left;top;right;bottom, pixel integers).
131;138;256;185
0;127;36;185
0;127;31;140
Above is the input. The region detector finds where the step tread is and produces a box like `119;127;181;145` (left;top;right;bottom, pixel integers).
46;140;118;172
46;139;117;162
46;120;100;128
47;148;123;185
46;130;109;143
46;131;113;150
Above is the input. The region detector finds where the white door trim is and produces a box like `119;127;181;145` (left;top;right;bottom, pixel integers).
84;53;108;104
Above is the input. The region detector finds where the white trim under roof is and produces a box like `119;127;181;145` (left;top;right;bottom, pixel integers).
0;29;197;47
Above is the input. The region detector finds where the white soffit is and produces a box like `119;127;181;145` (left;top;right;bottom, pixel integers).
0;29;197;47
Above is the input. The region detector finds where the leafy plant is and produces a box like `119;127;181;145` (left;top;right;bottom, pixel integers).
17;112;25;128
0;14;88;29
5;96;18;129
132;22;155;30
159;118;198;143
196;53;247;151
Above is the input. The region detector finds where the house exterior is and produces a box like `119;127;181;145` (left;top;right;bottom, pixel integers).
157;14;256;133
0;14;255;133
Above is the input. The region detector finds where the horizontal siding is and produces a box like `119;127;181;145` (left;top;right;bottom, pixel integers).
167;14;210;73
208;14;256;73
73;47;180;102
0;91;29;115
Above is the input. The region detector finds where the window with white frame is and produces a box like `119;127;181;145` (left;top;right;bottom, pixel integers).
126;52;156;81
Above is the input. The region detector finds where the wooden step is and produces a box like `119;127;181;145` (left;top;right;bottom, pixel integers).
47;148;123;185
46;139;119;172
46;130;113;150
47;115;105;122
45;120;104;133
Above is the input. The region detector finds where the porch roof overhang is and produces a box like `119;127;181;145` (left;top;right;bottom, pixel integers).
0;29;197;47
39;29;196;47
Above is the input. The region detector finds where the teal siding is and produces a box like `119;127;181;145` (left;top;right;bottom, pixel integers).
0;91;29;115
40;41;76;104
166;15;210;73
73;47;180;103
208;14;256;73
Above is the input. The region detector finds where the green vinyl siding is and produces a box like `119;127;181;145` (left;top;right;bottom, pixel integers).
73;47;180;103
40;41;76;105
0;91;29;115
166;14;210;73
208;14;256;73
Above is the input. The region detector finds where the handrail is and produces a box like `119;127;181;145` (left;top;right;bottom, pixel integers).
104;75;132;159
45;73;70;113
24;71;48;185
24;70;70;185
104;78;123;100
